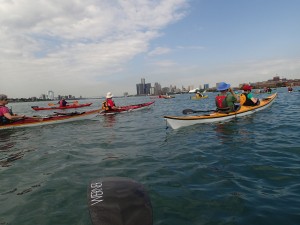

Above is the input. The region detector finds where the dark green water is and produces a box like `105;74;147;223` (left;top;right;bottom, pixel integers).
1;87;300;225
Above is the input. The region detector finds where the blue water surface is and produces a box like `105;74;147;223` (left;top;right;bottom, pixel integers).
0;87;300;225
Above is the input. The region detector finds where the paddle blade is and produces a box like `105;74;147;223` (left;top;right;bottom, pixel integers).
88;177;153;225
182;109;195;114
48;103;56;106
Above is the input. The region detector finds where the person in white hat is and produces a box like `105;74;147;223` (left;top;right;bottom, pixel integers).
102;92;117;111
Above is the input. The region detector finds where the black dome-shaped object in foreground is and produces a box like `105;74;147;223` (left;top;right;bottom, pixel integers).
88;177;153;225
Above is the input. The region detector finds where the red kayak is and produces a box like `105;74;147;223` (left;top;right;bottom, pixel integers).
31;103;93;111
100;101;154;115
0;109;100;130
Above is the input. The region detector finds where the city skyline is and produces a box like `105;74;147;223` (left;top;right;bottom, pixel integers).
1;0;300;98
30;75;298;100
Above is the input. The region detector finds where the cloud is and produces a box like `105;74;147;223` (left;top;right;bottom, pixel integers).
0;0;188;97
148;47;171;56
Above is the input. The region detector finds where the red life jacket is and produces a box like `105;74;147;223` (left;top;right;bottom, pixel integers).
215;95;227;109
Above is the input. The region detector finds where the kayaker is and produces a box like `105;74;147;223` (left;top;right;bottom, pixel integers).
58;98;68;107
102;92;118;111
0;94;26;124
215;82;239;112
195;91;203;98
241;84;260;106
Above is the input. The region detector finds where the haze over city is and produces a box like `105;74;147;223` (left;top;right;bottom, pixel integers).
1;0;300;98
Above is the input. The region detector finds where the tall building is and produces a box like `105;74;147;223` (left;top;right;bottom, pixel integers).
154;82;162;95
136;78;151;95
48;90;54;100
204;84;209;90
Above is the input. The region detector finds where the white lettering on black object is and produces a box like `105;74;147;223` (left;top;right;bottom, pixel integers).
90;182;104;206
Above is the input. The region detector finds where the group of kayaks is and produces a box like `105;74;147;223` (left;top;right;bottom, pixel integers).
1;93;278;130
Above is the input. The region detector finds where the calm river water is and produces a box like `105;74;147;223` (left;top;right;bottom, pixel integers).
1;87;300;225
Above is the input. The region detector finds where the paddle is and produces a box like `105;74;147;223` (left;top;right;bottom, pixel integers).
88;177;153;225
182;108;216;114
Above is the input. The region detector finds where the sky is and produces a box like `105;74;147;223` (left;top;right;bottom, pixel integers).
1;0;300;98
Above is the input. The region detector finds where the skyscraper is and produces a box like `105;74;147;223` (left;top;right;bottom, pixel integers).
136;78;151;95
204;84;209;90
48;90;54;100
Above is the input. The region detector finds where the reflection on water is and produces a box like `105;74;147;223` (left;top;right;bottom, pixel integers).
102;114;117;128
0;130;16;151
0;129;38;167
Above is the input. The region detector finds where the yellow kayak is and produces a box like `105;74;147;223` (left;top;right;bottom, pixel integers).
191;95;208;100
165;93;277;129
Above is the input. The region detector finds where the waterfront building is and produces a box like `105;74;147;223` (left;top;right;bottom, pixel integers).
136;78;151;95
154;82;162;95
48;90;54;100
204;84;209;90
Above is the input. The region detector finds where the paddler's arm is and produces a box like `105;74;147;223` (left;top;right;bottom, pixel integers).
4;112;26;120
229;88;239;103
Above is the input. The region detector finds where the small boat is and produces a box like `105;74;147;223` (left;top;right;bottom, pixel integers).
100;101;154;115
164;93;277;129
0;109;100;130
159;95;175;99
31;103;93;111
191;95;208;100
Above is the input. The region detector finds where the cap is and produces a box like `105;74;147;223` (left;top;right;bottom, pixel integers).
0;94;8;101
242;84;252;91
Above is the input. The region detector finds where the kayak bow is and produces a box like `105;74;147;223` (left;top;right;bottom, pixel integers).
100;101;154;115
164;93;277;129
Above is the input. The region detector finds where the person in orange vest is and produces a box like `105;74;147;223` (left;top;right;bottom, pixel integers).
102;92;118;111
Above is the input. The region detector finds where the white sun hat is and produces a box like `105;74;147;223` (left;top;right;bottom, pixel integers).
106;92;113;98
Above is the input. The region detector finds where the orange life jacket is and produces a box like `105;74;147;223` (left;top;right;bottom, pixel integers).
102;101;109;110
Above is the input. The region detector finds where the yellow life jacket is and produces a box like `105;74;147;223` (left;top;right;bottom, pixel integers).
102;101;109;110
239;93;247;105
